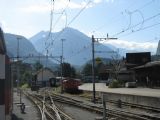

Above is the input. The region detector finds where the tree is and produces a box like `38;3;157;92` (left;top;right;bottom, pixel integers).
70;67;76;77
21;71;32;85
62;62;76;77
33;61;43;71
82;58;104;76
82;63;92;76
110;52;124;80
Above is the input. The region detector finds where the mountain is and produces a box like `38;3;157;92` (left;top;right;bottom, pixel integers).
30;27;115;65
4;33;38;57
4;33;56;67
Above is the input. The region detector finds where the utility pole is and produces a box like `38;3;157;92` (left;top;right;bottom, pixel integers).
60;56;63;93
17;37;22;104
61;39;65;63
61;39;65;93
91;35;96;103
91;35;117;103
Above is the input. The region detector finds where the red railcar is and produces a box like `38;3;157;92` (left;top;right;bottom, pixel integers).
62;78;81;93
0;27;12;120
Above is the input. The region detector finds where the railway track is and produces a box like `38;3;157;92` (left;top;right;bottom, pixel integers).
48;92;160;120
24;91;74;120
24;89;160;120
78;93;160;119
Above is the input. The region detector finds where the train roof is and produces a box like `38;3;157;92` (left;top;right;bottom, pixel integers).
0;28;6;54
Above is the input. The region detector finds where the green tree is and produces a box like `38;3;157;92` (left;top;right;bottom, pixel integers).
82;58;104;76
82;63;92;76
70;67;76;77
62;62;76;77
21;71;31;85
33;61;43;71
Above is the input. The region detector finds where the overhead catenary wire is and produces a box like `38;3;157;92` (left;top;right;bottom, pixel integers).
45;0;71;53
43;0;55;55
67;1;92;26
118;21;160;38
42;0;158;64
91;0;155;38
111;12;160;38
46;0;92;55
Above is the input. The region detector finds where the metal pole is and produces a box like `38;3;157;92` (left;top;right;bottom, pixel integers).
102;94;107;120
17;37;22;104
91;35;117;103
61;39;65;63
60;56;63;93
92;35;96;103
60;39;65;94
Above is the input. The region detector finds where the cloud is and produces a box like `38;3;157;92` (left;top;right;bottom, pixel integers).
102;40;158;53
20;0;93;14
105;0;114;3
93;0;103;4
20;3;50;13
0;20;11;32
93;0;114;4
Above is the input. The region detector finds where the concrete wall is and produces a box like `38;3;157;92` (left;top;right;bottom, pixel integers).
37;69;55;82
102;92;160;109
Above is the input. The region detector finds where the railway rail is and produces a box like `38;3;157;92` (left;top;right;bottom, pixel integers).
48;91;160;120
24;91;74;120
78;92;160;118
24;89;160;120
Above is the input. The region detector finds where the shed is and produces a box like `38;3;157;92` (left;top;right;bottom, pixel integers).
133;61;160;88
36;68;55;87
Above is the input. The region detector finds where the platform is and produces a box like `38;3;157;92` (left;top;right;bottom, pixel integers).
79;83;160;108
79;83;160;98
12;89;39;120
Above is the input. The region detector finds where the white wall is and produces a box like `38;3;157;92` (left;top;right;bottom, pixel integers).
37;69;55;82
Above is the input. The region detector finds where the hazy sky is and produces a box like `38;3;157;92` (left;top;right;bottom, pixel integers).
0;0;160;53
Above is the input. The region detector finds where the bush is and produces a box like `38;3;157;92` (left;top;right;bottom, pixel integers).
109;79;121;88
21;83;30;89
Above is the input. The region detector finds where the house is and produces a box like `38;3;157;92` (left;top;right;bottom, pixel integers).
133;61;160;88
36;68;55;87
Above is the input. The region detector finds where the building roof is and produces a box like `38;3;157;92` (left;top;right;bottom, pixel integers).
133;61;160;69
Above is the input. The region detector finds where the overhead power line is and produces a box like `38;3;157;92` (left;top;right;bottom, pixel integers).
91;0;155;37
111;12;160;37
67;1;92;26
119;21;160;38
47;0;92;54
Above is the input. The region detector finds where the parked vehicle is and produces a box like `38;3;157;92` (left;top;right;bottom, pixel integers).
62;78;82;93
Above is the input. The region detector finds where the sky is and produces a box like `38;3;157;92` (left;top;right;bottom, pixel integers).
0;0;160;54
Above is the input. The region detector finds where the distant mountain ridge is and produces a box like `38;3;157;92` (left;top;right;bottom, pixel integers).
30;27;115;65
4;33;38;57
4;33;56;67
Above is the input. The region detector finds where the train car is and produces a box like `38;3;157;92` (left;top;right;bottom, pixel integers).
62;78;81;93
0;27;12;120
